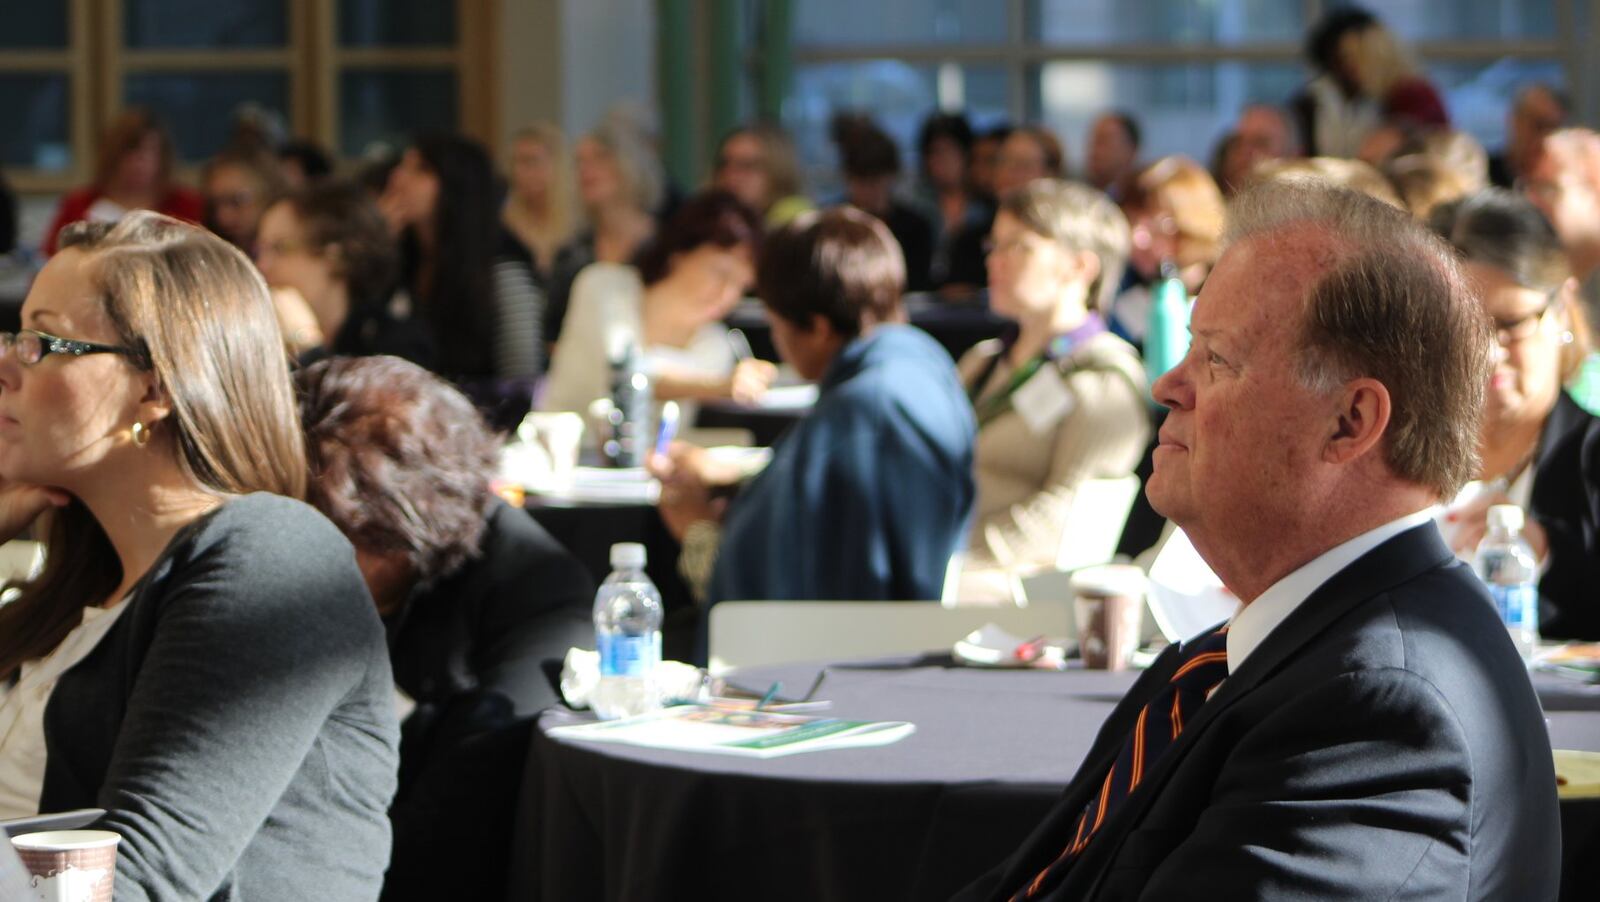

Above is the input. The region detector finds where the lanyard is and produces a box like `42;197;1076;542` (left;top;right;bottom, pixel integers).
971;354;1047;428
969;318;1106;427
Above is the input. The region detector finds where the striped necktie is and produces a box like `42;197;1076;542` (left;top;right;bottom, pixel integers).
1013;624;1230;900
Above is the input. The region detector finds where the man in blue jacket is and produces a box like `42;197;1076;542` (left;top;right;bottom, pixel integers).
657;206;975;608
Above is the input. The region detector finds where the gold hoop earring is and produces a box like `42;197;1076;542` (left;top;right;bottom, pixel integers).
131;421;150;448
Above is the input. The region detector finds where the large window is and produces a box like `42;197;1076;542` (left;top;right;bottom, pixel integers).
0;0;494;191
778;0;1589;197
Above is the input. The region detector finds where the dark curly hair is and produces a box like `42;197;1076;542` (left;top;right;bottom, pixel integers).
279;180;399;309
635;188;762;286
297;355;499;584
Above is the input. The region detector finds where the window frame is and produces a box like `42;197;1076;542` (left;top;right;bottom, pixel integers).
777;0;1596;189
2;0;499;193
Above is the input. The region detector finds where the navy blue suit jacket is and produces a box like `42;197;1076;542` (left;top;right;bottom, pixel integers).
955;523;1560;901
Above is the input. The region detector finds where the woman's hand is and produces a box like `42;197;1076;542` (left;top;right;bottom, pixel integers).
649;443;727;542
725;359;777;405
1446;492;1549;561
0;480;70;544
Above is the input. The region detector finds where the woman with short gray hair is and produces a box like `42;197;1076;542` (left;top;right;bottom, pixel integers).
954;179;1150;600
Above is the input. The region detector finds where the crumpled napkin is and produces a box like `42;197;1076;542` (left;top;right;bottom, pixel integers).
559;647;706;710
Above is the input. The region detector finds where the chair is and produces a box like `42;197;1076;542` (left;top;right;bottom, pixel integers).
706;598;1076;674
1010;475;1142;606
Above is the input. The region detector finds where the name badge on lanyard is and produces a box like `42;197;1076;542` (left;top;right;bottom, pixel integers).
1012;364;1075;436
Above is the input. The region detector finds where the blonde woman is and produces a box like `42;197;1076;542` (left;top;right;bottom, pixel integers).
1111;156;1226;345
546;118;665;343
1342;20;1449;130
0;213;396;898
712;124;813;228
502;122;578;280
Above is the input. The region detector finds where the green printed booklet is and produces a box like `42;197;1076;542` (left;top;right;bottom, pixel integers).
548;705;915;758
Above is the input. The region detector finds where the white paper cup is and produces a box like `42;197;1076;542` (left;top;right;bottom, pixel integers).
10;830;119;902
1070;564;1147;671
521;411;586;481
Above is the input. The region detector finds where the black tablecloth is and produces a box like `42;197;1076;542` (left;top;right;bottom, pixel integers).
510;661;1600;902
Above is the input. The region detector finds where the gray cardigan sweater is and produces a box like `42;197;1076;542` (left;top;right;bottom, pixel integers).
39;493;399;901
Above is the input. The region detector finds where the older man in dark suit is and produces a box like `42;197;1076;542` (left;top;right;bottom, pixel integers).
957;183;1561;901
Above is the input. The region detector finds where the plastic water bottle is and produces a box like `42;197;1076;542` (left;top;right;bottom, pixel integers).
592;543;664;719
1474;504;1540;664
603;344;652;467
1143;259;1190;390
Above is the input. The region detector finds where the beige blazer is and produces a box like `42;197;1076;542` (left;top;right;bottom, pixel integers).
957;332;1151;575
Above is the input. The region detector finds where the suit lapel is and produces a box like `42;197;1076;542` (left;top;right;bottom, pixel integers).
989;645;1189;897
1070;523;1458;892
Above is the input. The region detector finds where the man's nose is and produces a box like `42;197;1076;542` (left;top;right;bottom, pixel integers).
1152;351;1195;412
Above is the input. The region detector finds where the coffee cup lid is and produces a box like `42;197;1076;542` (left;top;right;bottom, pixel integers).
10;830;120;850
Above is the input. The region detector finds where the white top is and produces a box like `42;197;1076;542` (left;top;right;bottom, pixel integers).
0;598;130;818
540;262;734;422
1225;510;1435;675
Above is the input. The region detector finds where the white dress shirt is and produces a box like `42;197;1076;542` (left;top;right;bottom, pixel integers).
1225;510;1436;675
0;598;129;817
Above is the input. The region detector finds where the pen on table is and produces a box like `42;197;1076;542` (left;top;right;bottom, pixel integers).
726;328;754;363
654;401;681;458
755;681;782;711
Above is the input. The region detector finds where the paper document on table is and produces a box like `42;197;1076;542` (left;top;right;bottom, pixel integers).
754;383;819;411
548;705;914;758
1145;527;1238;642
526;467;660;504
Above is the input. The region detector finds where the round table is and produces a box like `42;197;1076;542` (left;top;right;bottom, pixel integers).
509;660;1600;902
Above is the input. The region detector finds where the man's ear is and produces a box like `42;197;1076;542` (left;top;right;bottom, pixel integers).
1324;377;1390;465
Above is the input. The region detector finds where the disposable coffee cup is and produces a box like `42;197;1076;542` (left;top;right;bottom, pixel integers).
520;411;585;483
10;831;119;902
1070;564;1147;671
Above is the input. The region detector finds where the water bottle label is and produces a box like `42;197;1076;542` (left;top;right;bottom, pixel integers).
1487;584;1538;632
598;632;660;677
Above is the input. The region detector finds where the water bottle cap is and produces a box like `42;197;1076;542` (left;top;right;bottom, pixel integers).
1487;504;1524;532
610;542;647;568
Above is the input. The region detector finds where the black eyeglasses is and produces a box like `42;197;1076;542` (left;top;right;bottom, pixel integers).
1491;290;1561;346
0;329;149;369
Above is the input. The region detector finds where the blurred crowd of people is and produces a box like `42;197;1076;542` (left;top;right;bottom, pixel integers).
1;3;1599;899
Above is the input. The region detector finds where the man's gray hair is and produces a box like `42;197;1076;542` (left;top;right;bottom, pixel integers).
1224;182;1493;499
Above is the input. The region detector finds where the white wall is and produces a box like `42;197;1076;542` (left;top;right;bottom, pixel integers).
498;0;657;155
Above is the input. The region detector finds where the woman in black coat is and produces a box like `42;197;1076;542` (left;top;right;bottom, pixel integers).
297;354;593;900
1433;189;1600;638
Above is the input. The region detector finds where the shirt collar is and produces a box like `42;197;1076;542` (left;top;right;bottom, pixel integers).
1225;509;1436;674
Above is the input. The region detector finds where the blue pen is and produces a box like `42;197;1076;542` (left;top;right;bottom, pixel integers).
654;400;681;457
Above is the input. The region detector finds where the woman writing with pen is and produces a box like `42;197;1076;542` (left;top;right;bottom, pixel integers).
540;190;776;425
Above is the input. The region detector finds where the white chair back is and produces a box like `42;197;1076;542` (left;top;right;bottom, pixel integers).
707;598;1076;674
1012;474;1143;605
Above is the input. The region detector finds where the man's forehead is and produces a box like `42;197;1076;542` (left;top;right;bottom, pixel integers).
1198;226;1346;335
